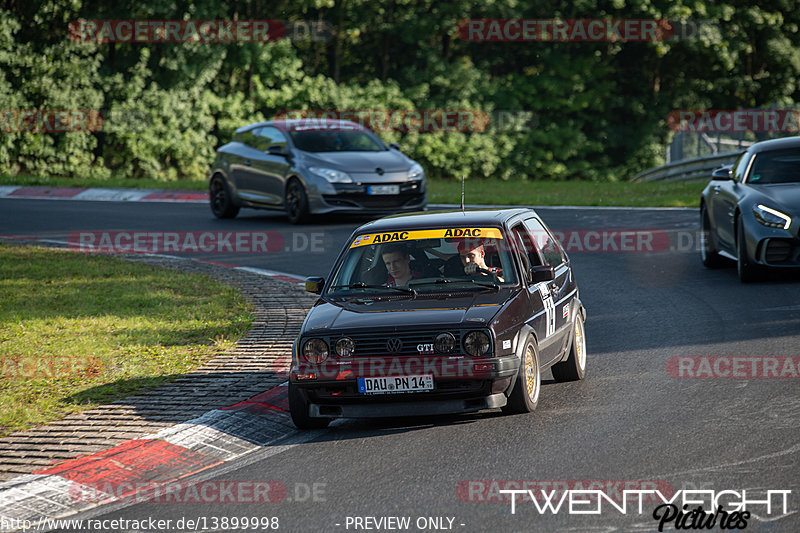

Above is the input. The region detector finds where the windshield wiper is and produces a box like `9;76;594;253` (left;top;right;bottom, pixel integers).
408;278;500;291
328;282;417;296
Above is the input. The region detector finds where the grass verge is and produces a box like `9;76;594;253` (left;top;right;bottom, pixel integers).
1;173;707;207
427;179;706;208
0;243;252;436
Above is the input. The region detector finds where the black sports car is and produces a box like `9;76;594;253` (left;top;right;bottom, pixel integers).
701;136;800;282
288;208;587;428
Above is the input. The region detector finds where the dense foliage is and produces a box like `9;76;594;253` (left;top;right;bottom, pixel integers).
1;0;798;182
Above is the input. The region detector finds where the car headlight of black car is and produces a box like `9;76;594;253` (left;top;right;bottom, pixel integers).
753;204;791;230
463;331;491;357
302;338;329;363
334;337;355;357
434;332;456;353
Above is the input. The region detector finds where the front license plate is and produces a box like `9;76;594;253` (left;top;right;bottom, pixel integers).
358;375;434;394
366;185;400;195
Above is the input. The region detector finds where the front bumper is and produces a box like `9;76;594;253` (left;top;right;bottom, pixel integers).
746;218;800;268
308;180;427;215
309;393;508;418
290;354;519;419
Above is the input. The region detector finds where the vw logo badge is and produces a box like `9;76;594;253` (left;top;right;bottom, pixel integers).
386;338;403;353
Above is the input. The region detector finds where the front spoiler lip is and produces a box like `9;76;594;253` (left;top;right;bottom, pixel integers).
308;392;508;418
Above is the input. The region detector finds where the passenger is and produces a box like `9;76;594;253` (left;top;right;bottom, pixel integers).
382;243;421;287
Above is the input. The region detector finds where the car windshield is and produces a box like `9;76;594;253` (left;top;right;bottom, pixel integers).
289;130;385;152
747;148;800;184
326;227;519;297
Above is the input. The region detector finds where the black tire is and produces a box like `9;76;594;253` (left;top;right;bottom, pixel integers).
288;382;330;429
701;204;725;268
285;179;310;224
209;176;240;219
502;338;541;415
551;310;587;382
736;217;759;283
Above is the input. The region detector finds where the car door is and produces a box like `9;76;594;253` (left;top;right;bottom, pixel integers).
713;151;752;251
509;221;561;365
229;127;260;193
523;216;574;363
246;126;291;206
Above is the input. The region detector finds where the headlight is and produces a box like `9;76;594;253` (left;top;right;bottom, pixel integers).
309;167;353;183
753;204;791;230
302;338;329;363
463;331;491;357
434;332;456;353
334;337;355;357
407;163;424;180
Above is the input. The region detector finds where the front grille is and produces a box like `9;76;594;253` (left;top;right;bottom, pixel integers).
303;328;491;358
341;329;463;357
764;239;793;263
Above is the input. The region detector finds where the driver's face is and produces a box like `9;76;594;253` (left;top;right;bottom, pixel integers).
460;246;484;265
383;251;410;279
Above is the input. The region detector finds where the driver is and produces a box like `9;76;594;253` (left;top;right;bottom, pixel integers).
457;239;504;282
382;243;421;287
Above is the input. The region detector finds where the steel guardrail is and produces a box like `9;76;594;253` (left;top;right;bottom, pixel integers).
632;151;741;183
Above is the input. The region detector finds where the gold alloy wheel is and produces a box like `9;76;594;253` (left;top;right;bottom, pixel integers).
575;316;586;371
524;345;540;402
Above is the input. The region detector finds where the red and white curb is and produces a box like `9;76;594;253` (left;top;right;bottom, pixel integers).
0;186;207;203
0;239;310;531
0;384;296;531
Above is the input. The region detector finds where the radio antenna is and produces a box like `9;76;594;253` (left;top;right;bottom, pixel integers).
460;175;465;211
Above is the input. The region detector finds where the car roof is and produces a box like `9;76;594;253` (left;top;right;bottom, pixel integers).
234;119;371;134
749;135;800;153
355;208;536;233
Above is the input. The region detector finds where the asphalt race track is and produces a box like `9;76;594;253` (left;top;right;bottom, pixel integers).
2;198;799;533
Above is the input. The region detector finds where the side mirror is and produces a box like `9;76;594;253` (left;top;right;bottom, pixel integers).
711;166;732;180
530;265;555;283
388;142;401;151
267;145;289;157
305;276;325;294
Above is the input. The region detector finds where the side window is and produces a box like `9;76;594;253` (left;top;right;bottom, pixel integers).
732;151;752;183
255;126;288;151
511;223;542;282
240;127;259;148
523;218;564;268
